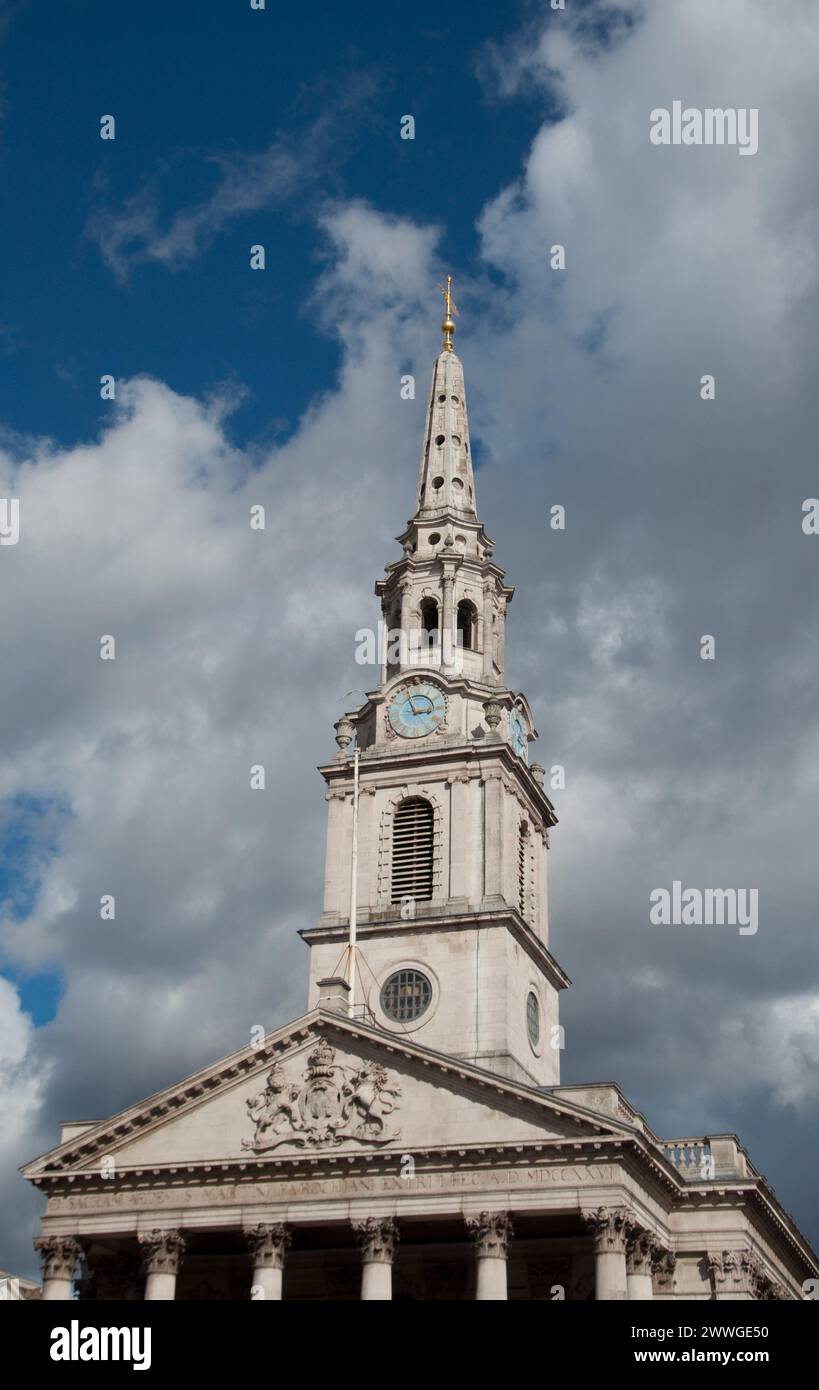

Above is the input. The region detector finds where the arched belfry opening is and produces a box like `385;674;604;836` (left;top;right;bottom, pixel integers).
457;599;477;650
420;598;439;649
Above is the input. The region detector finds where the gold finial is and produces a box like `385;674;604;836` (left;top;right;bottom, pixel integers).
438;274;458;351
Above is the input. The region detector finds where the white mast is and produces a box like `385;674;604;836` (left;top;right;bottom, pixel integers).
347;745;360;1016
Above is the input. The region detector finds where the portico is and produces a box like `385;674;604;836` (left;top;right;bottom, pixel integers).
26;1009;814;1302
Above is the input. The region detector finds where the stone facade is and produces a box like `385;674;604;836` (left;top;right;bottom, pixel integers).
21;319;818;1300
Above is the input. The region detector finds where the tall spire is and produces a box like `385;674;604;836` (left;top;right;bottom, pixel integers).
414;276;478;523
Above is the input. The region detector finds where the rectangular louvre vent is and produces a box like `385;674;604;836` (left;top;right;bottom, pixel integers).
391;798;434;903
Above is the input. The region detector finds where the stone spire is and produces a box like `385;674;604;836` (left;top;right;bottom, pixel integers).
376;280;513;689
413;277;478;524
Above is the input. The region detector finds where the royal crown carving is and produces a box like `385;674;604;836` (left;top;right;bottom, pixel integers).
242;1039;402;1152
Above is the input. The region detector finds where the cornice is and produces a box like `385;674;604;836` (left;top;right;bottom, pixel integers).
673;1173;819;1275
301;908;571;992
29;1134;652;1196
319;739;558;827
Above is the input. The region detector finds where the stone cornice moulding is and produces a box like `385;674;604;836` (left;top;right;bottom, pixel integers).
319;738;557;827
302;909;571;992
35;1136;637;1187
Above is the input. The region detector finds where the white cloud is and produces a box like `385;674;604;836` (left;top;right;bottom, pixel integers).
0;979;47;1263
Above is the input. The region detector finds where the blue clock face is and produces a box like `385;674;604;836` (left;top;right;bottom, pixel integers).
510;708;528;760
388;682;447;738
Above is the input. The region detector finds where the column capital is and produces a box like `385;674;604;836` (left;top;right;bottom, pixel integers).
138;1229;185;1277
708;1248;773;1299
35;1235;82;1283
353;1217;399;1265
466;1211;513;1259
626;1230;661;1276
581;1206;633;1255
245;1223;291;1270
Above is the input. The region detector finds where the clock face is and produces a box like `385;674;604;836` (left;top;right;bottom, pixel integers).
387;682;447;738
510;708;528;760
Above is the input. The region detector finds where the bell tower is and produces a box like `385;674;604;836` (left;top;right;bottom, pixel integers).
302;282;569;1087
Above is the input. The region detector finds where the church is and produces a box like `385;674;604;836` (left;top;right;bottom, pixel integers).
22;287;818;1301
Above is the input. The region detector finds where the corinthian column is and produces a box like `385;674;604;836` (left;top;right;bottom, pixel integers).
626;1231;656;1300
246;1223;291;1300
35;1236;82;1300
466;1211;513;1300
582;1207;631;1300
707;1249;757;1301
353;1218;399;1300
138;1229;185;1301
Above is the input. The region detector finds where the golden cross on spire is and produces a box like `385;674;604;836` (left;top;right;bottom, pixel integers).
438;274;459;350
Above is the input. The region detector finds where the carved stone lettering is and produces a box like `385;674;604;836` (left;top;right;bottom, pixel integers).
46;1162;620;1220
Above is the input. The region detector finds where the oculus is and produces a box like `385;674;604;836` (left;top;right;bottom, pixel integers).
526;991;540;1047
381;969;433;1023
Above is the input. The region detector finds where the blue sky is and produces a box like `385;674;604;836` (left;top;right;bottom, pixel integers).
0;0;552;1029
0;0;557;449
0;0;559;1030
2;0;819;1278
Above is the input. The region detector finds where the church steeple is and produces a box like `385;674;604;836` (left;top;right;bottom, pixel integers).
305;294;566;1091
375;280;511;688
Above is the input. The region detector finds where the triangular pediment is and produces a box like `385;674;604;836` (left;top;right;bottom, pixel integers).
23;1009;636;1180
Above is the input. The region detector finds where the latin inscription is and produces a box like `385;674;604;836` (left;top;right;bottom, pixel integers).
47;1164;618;1215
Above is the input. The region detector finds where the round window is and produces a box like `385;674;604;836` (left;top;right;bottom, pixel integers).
526;991;540;1046
381;969;432;1023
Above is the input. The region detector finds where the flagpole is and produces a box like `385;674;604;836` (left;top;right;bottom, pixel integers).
347;745;360;1016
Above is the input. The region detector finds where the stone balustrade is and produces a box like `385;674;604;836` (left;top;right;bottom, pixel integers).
662;1138;714;1178
661;1134;755;1181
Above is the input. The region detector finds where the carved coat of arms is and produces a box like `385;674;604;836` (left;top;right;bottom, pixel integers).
242;1039;402;1152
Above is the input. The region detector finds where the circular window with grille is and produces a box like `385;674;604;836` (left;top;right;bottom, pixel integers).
381;969;432;1023
526;991;540;1047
